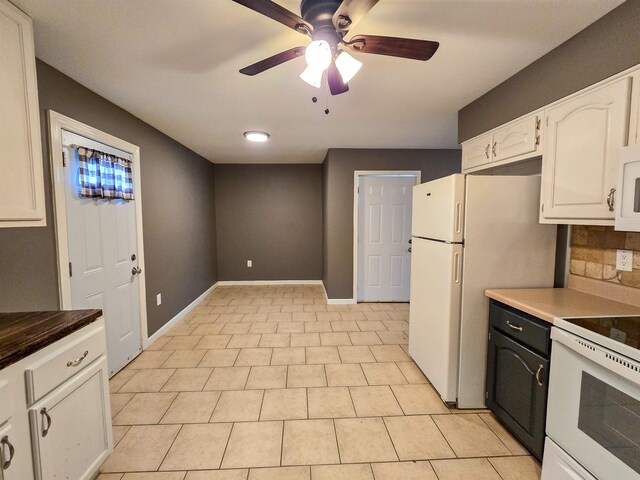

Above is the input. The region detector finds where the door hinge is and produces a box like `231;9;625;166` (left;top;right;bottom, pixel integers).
546;116;549;127
69;262;73;277
488;331;491;341
62;151;67;167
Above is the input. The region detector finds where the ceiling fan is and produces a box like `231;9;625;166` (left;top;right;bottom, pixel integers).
233;0;440;95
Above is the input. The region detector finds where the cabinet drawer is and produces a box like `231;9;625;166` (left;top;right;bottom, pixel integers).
490;301;550;355
25;323;106;405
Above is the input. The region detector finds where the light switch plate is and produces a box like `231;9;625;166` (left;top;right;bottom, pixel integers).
616;250;633;272
247;260;252;268
157;293;162;306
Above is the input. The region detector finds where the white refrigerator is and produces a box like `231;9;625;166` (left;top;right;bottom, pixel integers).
409;174;557;408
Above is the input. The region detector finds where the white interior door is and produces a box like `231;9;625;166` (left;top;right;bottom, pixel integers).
63;131;142;376
358;175;416;302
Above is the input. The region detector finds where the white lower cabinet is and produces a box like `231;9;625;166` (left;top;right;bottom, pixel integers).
541;77;631;224
0;318;111;480
29;357;111;480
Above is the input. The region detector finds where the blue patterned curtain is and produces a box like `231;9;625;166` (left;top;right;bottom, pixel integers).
75;146;134;200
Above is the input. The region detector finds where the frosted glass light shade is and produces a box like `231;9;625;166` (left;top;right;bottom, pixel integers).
243;131;270;142
305;40;332;71
300;65;323;88
335;51;362;83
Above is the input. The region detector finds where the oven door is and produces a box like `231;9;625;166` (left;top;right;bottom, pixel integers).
547;327;640;480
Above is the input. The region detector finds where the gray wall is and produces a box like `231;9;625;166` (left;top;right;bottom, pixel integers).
459;0;640;142
214;164;323;281
322;149;461;299
0;60;218;336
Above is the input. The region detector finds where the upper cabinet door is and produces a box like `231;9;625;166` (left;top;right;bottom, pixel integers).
461;133;492;171
541;78;631;224
0;0;45;227
492;112;541;164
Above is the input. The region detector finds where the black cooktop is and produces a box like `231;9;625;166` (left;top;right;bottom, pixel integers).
562;316;640;350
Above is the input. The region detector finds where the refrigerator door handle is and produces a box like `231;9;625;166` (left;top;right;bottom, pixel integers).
453;252;461;284
455;202;463;235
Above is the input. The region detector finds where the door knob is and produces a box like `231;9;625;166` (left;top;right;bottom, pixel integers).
131;267;142;275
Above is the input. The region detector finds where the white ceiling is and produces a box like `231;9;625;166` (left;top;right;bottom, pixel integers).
14;0;624;164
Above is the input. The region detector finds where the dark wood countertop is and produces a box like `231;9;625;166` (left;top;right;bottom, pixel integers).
0;310;102;370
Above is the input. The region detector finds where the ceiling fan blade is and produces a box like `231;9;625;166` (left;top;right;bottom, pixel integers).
233;0;313;36
240;47;307;76
327;62;349;95
345;35;439;61
332;0;379;32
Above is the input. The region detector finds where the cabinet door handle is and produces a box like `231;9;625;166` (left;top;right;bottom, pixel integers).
492;141;497;158
41;407;52;437
607;188;616;212
66;350;89;367
0;435;14;470
535;364;544;387
506;321;523;332
484;144;490;159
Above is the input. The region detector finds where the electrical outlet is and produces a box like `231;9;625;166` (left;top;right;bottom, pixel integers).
247;260;252;268
616;250;633;272
157;293;162;306
610;327;627;343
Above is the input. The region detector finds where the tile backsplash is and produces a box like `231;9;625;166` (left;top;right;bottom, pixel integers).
570;226;640;288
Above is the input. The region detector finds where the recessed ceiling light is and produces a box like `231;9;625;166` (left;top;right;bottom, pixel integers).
244;131;270;143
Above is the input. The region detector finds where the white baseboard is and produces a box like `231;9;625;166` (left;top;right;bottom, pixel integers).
144;282;219;348
321;282;357;305
216;280;324;286
327;298;357;305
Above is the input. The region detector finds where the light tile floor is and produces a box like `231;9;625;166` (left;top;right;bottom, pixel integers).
100;285;541;480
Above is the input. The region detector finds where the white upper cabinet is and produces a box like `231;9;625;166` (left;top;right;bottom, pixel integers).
492;114;541;163
461;112;543;172
462;133;493;171
0;0;45;228
540;78;631;224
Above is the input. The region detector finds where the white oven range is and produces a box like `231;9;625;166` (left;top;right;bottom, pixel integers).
542;315;640;480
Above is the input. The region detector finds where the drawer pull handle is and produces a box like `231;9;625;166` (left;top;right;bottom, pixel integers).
67;350;89;367
1;435;15;470
506;321;523;332
41;408;52;437
535;364;544;387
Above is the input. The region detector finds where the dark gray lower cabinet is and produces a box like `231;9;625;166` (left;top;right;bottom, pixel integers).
486;301;551;460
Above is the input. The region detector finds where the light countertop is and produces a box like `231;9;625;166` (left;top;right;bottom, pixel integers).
484;288;640;324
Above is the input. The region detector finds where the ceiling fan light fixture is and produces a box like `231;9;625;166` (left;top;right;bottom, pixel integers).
335;51;363;83
304;40;332;71
243;131;270;143
300;65;323;88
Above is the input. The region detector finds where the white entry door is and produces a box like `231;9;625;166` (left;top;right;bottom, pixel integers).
63;130;142;376
357;175;416;302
